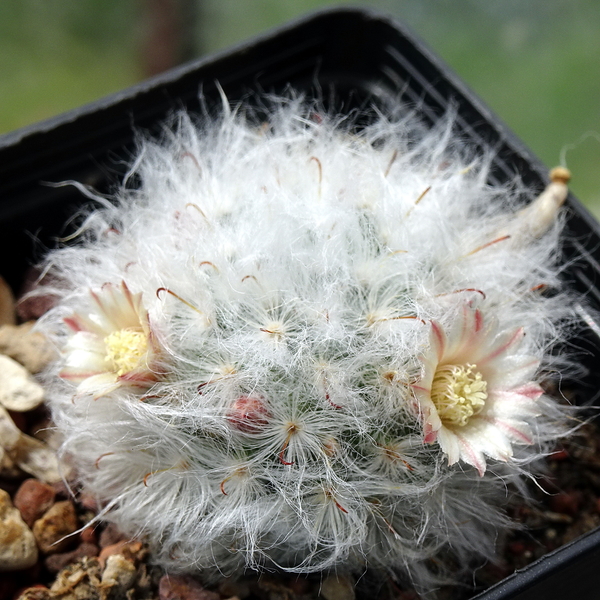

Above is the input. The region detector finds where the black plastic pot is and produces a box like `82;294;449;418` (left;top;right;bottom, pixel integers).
1;8;599;600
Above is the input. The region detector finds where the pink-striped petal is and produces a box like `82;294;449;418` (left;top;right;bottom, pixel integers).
486;356;539;388
119;369;157;387
59;368;105;382
63;314;106;336
477;327;524;366
436;427;460;465
456;434;486;476
464;420;513;462
510;383;544;400
75;372;120;398
430;321;446;363
488;417;534;445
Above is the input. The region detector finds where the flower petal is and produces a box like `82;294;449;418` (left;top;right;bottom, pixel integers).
445;304;486;359
436;427;460;465
65;330;105;352
430;321;446;363
75;372;121;399
89;289;122;330
489;387;542;418
119;369;158;387
411;385;442;441
488;417;534;445
486;356;539;388
510;383;544;400
456;433;487;476
476;327;525;366
463;420;513;462
64;314;107;336
59;367;105;382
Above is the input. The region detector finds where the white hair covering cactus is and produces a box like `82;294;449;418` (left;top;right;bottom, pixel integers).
38;96;577;593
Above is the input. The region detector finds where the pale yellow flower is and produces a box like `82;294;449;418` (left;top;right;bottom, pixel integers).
60;281;159;398
412;304;543;475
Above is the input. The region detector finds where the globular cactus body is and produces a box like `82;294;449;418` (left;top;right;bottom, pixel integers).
39;98;576;592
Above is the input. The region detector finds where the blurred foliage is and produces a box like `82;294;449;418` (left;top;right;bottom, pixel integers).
0;1;139;129
0;0;598;213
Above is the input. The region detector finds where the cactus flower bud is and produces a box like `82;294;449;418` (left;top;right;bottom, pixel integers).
226;395;271;432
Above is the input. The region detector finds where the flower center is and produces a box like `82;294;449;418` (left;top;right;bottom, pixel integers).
430;363;487;427
104;329;148;376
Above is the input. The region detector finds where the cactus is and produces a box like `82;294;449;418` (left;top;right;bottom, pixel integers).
38;97;578;593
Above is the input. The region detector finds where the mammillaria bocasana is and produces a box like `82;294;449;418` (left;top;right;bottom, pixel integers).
38;97;578;593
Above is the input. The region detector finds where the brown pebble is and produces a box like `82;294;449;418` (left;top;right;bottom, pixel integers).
14;478;56;528
44;542;99;573
32;500;79;554
218;577;251;599
99;522;127;548
13;431;62;484
80;525;98;545
542;510;574;524
289;576;311;595
98;540;145;568
549;448;569;461
50;479;70;499
0;451;26;481
16;268;59;321
159;574;220;600
16;296;57;322
99;541;128;565
0;354;46;412
549;491;581;516
78;493;98;512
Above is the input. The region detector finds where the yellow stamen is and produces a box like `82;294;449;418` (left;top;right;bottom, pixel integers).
431;363;487;427
104;329;148;376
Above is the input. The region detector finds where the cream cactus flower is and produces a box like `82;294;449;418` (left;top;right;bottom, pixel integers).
59;281;159;398
413;304;544;475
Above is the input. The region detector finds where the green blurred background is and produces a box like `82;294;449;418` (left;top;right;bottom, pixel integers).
1;0;598;214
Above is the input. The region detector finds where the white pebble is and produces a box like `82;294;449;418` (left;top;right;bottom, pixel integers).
0;354;44;411
0;405;62;484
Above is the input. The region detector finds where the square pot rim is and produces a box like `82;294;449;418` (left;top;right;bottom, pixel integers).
1;7;600;600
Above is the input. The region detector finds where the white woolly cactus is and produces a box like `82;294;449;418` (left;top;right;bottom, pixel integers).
39;96;578;593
